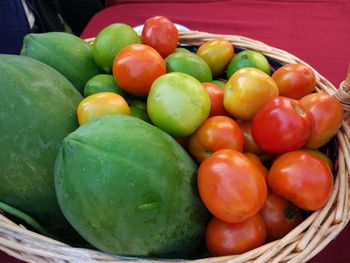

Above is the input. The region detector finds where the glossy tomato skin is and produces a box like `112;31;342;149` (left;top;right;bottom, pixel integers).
202;82;228;117
196;39;234;77
244;152;268;180
224;68;279;120
252;96;314;154
198;149;267;223
141;16;178;58
188;116;244;162
302;148;334;171
260;191;303;241
113;44;166;96
206;214;267;256
272;63;316;99
77;92;130;125
268;150;333;211
300;93;343;149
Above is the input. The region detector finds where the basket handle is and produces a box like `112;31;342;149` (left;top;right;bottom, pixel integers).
333;64;350;112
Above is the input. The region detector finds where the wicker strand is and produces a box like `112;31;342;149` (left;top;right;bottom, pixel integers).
335;138;348;223
295;179;339;251
1;30;350;263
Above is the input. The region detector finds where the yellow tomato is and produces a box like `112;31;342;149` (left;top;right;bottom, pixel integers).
77;92;130;125
224;68;279;120
196;39;234;77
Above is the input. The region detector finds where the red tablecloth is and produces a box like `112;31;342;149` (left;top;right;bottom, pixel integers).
2;0;350;262
82;0;350;87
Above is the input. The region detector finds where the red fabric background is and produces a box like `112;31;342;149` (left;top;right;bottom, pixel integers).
2;0;350;262
83;0;350;87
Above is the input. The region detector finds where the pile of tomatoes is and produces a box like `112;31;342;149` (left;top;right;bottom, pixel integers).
77;15;344;257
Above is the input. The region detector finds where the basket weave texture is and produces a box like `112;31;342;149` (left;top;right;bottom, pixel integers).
1;30;350;263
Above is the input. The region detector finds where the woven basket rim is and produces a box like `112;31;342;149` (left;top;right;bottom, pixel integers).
1;29;350;263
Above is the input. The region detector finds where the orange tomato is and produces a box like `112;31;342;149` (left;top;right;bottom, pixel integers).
77;92;130;125
268;150;333;211
113;44;166;96
188;116;243;162
302;148;334;171
260;191;303;241
244;152;268;180
300;93;343;149
272;63;316;99
198;149;267;223
206;214;267;256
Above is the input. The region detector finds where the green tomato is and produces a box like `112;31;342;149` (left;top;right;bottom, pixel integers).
84;74;127;98
174;47;192;54
128;99;150;123
165;52;212;82
147;72;210;137
226;50;271;80
211;79;226;88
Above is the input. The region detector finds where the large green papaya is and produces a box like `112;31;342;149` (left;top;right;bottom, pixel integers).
0;55;83;237
55;115;209;258
21;32;102;93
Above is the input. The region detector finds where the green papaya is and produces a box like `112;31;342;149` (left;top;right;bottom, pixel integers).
0;55;83;238
21;32;102;93
55;115;209;258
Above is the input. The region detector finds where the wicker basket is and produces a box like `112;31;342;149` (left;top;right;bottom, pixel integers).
1;30;350;263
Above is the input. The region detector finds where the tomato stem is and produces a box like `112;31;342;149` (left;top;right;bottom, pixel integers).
284;204;299;220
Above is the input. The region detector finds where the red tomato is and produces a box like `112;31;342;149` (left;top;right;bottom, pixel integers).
206;214;267;256
272;63;316;99
238;120;264;155
300;93;343;149
188;116;244;162
198;149;267;223
268;150;333;211
202;82;228;117
141;16;178;58
260;191;303;241
113;44;166;96
252;97;314;153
